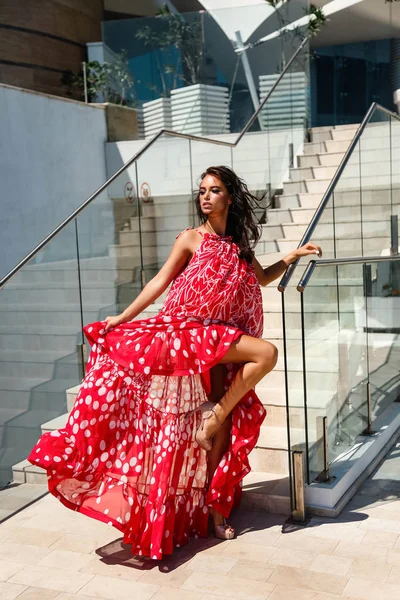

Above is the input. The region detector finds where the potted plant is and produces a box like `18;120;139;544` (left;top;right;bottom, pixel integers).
61;51;144;140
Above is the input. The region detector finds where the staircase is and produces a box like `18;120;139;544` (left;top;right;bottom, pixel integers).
8;121;400;516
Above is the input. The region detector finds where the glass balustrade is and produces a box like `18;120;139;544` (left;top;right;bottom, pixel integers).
0;39;311;505
290;257;400;487
0;223;84;489
306;106;400;262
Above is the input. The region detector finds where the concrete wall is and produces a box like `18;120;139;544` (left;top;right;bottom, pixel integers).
0;0;104;98
0;84;109;278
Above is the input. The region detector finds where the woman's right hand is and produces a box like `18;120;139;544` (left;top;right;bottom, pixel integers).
104;315;125;333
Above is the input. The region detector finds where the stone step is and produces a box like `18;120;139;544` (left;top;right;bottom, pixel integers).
289;165;338;182
241;471;290;514
0;284;118;307
288;203;400;225
282;219;393;239
0;357;77;380
297;152;344;168
12;459;48;485
311;123;360;133
303;139;350;155
265;208;293;225
108;243;157;260
276;187;394;212
283;178;330;195
275;193;322;210
309;129;351;144
275;236;391;256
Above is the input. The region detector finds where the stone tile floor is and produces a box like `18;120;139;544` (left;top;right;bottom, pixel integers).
2;442;400;600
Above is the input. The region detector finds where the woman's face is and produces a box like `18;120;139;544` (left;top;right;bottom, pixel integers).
199;174;232;217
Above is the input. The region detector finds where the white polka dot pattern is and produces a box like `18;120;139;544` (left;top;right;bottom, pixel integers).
28;231;266;560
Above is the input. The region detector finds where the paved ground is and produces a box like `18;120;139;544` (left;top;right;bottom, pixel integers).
2;442;400;600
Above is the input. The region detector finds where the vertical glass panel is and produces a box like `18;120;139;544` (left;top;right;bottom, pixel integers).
283;283;308;488
232;132;270;227
190;140;233;186
360;112;391;257
367;259;400;421
136;135;193;284
76;135;194;346
0;223;83;490
260;57;310;199
76;170;129;329
189;139;233;226
391;115;400;246
302;262;368;480
310;137;361;261
309;108;395;263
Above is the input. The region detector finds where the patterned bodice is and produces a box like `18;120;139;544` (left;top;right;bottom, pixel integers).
161;232;263;338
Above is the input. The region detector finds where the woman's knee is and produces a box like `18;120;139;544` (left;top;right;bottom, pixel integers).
258;341;278;372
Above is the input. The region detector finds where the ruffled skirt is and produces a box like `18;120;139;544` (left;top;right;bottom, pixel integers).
28;314;266;559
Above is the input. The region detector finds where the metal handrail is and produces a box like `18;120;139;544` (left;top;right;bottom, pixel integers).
0;38;309;290
278;102;400;293
297;254;400;292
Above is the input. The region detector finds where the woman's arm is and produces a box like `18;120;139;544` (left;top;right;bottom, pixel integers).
104;229;200;331
252;242;322;287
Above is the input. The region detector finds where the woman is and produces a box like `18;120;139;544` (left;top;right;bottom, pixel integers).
28;166;321;559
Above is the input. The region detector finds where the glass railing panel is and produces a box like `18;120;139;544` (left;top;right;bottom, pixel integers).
101;1;309;138
308;137;361;261
302;262;369;480
135;135;194;290
282;283;308;488
0;222;83;489
391;116;400;245
74;141;140;329
359;113;392;257
231;131;269;227
366;259;400;421
189;140;233;185
259;55;310;199
304;107;398;264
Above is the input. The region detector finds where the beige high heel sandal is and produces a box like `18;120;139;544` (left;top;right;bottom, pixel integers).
195;405;223;451
209;509;235;540
213;518;235;540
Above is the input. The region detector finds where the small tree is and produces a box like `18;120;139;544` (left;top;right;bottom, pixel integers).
135;4;204;97
265;1;326;68
62;51;136;106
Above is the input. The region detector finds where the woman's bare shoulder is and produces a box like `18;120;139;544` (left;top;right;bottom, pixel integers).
175;228;202;251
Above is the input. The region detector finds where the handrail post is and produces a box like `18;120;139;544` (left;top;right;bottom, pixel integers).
291;450;308;524
314;416;334;483
391;215;399;256
362;382;374;436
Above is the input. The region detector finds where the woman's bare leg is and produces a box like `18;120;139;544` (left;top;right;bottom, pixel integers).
206;364;229;481
197;335;278;447
206;365;233;531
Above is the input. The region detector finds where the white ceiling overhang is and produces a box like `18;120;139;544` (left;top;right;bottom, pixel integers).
247;0;365;48
198;0;276;44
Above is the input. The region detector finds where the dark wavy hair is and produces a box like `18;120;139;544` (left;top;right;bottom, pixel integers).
194;165;263;263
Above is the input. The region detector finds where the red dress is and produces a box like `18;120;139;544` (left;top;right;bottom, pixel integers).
28;231;266;559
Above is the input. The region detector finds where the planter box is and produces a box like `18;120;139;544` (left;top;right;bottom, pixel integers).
171;84;230;136
98;103;143;142
143;97;172;139
259;72;309;130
